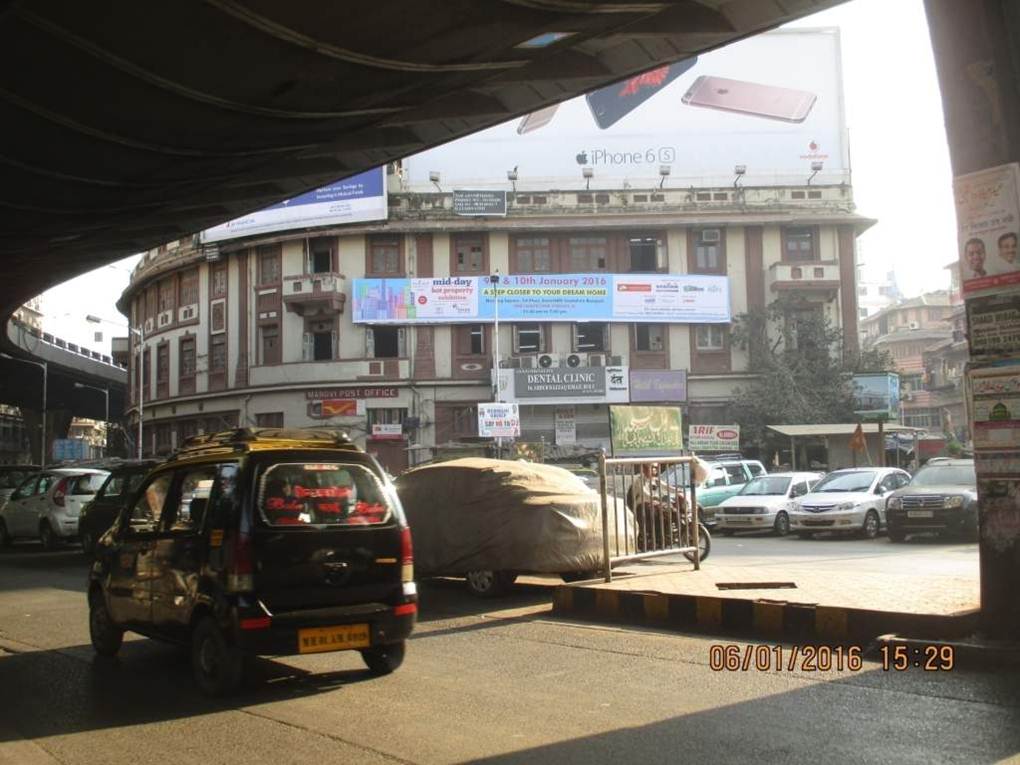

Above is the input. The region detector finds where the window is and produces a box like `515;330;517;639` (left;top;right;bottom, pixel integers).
928;309;942;321
628;236;664;272
211;265;228;297
259;324;280;365
696;325;726;351
156;344;169;396
368;326;406;358
574;322;608;352
179;269;199;306
513;323;545;354
158;279;175;312
304;318;335;361
255;412;285;428
788;307;824;351
367;408;408;426
165;466;218;532
309;237;334;274
128;474;172;533
258;462;391;527
96;470;146;500
258;246;281;284
368;235;402;275
693;229;724;273
180;338;196;377
568;237;608;272
211;300;226;333
858;285;868;296
784;226;817;262
453;234;486;274
210;334;226;372
457;324;486;355
451;405;477;436
634;324;665;352
514;237;551;272
859;308;868;319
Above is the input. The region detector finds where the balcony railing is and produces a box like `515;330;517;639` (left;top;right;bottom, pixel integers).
283;273;347;315
768;261;841;293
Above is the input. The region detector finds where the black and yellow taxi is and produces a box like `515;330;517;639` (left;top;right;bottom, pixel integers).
87;428;416;695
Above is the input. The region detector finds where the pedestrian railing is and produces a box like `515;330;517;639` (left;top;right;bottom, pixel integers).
598;453;700;582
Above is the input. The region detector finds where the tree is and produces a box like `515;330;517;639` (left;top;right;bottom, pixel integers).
729;295;894;452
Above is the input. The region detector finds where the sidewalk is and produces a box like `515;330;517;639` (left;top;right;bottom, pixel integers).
552;560;980;643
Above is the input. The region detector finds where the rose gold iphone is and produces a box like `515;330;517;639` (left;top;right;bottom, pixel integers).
681;76;816;123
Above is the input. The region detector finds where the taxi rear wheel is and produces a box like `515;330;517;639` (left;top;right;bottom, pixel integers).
89;592;123;657
191;617;243;696
361;641;406;676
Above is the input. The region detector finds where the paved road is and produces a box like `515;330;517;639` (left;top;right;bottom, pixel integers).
0;541;1014;765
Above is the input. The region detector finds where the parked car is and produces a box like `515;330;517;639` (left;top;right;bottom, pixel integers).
78;460;160;556
715;471;823;536
0;465;40;509
885;458;977;542
87;428;415;695
788;467;911;539
662;458;767;528
0;468;109;549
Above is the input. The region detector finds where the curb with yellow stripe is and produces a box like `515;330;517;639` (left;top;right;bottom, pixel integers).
552;585;979;642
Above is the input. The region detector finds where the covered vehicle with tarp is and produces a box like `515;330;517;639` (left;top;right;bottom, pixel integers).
394;458;632;597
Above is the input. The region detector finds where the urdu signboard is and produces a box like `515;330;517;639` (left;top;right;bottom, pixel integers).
609;405;684;456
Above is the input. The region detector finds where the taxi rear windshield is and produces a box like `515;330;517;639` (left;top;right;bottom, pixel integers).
257;462;391;527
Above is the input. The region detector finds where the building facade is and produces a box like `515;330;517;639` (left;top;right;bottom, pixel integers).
119;184;870;473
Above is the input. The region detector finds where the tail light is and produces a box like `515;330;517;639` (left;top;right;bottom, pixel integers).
52;478;69;507
400;525;413;583
227;525;254;592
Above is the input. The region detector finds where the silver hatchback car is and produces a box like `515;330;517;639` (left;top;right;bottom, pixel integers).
0;468;109;549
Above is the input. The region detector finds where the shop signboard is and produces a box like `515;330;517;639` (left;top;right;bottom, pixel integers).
496;366;628;406
370;424;404;440
967;293;1020;359
201;167;387;243
351;273;730;325
609;405;684;456
477;403;521;439
688;425;740;452
630;369;687;403
852;373;901;422
554;407;576;445
453;189;507;216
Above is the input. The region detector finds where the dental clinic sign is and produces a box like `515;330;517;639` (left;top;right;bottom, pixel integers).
497;366;629;406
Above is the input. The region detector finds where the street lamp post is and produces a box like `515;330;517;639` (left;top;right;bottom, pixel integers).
0;354;47;466
86;314;143;458
74;382;109;457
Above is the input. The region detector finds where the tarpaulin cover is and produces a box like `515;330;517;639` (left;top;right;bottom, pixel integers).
395;458;633;575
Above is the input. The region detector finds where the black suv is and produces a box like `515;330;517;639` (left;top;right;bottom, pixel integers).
79;460;160;556
885;458;977;542
87;428;416;695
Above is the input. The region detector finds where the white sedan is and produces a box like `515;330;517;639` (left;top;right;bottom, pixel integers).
715;472;823;537
788;467;912;539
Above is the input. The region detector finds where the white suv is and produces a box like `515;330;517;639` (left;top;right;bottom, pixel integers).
788;467;911;539
0;469;108;549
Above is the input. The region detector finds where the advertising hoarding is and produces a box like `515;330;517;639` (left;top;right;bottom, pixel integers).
478;403;521;439
554;407;576;445
852;373;901;422
370;424;404;440
630;370;688;403
955;163;1020;297
496;367;628;406
201;167;387;243
609;405;684;456
453;190;507;216
688;425;740;452
352;273;730;324
403;29;847;190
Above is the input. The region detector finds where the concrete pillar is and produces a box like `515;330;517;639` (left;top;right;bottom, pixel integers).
926;0;1020;638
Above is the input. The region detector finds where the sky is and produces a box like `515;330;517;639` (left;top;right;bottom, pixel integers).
37;0;956;354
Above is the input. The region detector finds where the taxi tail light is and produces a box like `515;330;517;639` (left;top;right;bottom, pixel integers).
239;616;271;630
52;478;69;507
227;527;254;592
400;525;414;583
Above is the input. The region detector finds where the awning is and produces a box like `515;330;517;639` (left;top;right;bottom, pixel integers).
767;424;927;438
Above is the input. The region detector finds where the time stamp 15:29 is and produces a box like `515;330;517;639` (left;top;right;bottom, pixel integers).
708;644;956;672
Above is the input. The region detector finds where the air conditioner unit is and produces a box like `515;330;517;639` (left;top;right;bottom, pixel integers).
589;353;607;367
536;353;559;369
519;356;537;369
565;353;586;368
908;321;920;330
502;357;522;369
700;228;722;243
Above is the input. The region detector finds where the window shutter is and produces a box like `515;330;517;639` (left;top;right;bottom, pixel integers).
397;327;407;356
365;327;375;358
302;332;313;361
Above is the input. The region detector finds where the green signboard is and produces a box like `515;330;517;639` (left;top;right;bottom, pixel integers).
609;405;684;456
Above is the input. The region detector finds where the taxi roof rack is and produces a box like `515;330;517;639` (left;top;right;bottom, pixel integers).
175;427;353;456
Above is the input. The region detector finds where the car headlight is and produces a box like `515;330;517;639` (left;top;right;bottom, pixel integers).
887;497;902;509
944;495;965;509
836;502;856;511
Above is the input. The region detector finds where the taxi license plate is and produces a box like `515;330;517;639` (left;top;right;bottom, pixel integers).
907;510;934;519
298;624;370;654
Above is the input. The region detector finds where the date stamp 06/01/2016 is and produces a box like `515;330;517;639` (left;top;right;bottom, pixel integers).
708;644;957;673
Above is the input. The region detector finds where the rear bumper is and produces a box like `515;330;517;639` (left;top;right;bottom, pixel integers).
232;602;416;656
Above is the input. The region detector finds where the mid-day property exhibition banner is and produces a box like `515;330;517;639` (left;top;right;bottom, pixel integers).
351;273;730;324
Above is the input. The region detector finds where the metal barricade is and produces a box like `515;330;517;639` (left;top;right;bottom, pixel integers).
598;453;700;582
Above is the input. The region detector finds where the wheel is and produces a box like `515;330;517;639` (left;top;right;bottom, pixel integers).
561;570;599;583
361;641;406;676
773;512;791;537
720;529;735;537
80;529;96;557
684;522;711;563
860;510;880;540
191;616;244;696
88;591;123;657
0;518;11;547
888;527;907;543
39;521;59;551
465;570;516;598
795;532;814;540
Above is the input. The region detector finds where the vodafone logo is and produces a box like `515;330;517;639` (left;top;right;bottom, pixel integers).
800;139;829;161
617;283;652;292
717;429;738;440
417;295;427;304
